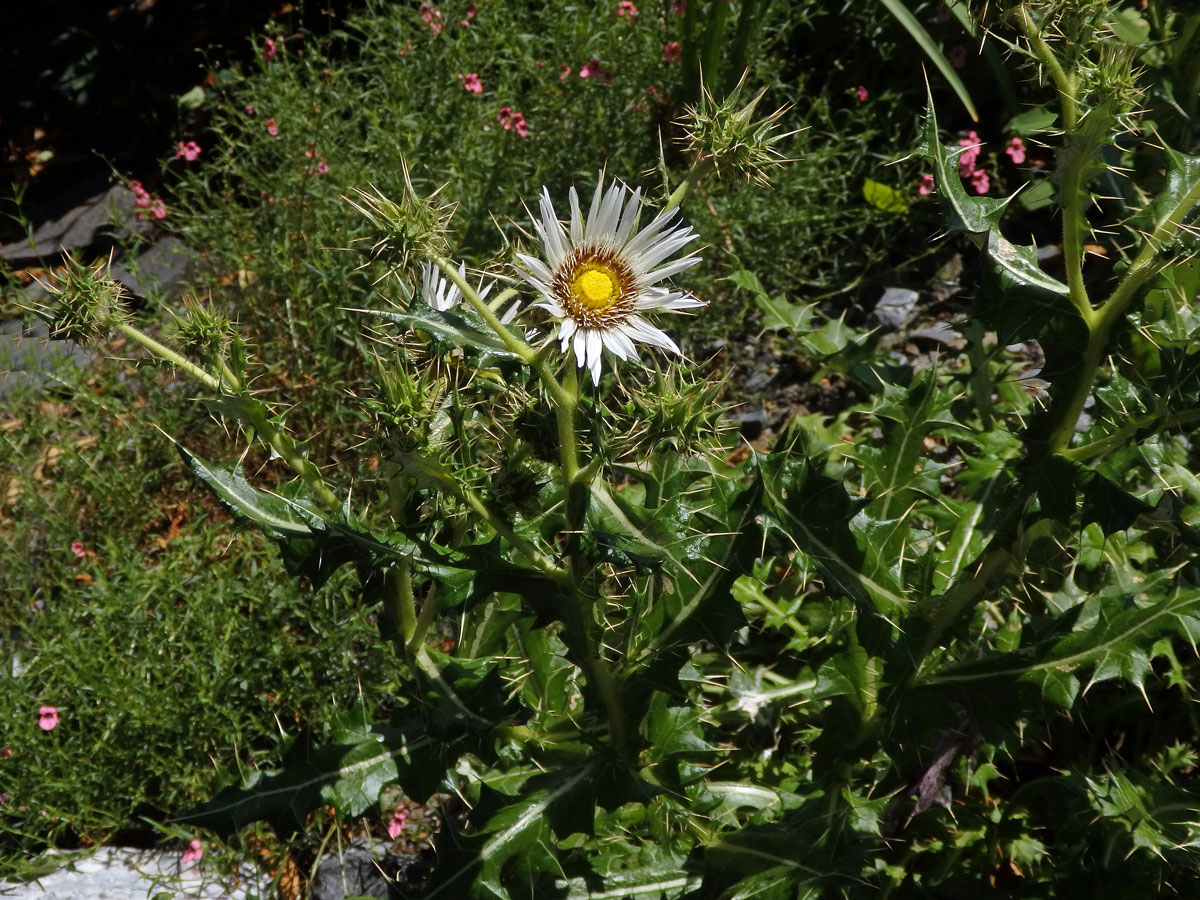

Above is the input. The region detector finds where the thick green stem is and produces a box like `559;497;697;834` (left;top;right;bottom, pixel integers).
1019;8;1078;130
115;322;221;392
664;157;715;214
433;255;535;364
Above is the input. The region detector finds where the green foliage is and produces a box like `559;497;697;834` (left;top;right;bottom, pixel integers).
12;1;1200;898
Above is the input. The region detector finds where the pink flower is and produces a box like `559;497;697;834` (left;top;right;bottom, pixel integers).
1005;136;1027;165
399;40;413;56
38;707;58;731
262;38;279;61
149;199;167;220
129;181;151;208
670;0;687;13
420;3;444;35
71;541;86;558
0;794;6;805
459;2;476;26
1;747;12;760
387;806;408;839
968;168;990;194
617;1;638;19
956;131;981;176
579;59;611;83
304;142;316;158
175;141;202;161
244;104;256;116
265;118;279;137
461;72;483;94
854;85;869;103
917;174;935;196
663;41;682;63
316;161;329;174
181;840;204;865
559;63;572;81
497;107;529;136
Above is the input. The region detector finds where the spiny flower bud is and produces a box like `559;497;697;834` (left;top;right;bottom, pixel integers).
33;252;129;344
677;79;796;186
173;294;238;367
345;159;454;281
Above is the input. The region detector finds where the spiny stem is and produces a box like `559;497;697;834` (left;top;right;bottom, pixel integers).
116;321;341;512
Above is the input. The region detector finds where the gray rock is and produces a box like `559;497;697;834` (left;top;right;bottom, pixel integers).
0;187;152;267
0;847;261;900
875;287;920;330
311;843;420;900
109;235;195;302
910;322;965;349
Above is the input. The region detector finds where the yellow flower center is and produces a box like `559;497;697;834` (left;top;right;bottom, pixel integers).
570;265;619;312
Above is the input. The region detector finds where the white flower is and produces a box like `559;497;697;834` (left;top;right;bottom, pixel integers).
515;172;703;384
420;260;494;312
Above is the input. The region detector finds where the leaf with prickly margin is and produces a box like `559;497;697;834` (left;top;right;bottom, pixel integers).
1132;144;1200;254
179;719;427;834
422;761;601;900
391;449;463;493
916;86;1008;237
173;442;401;587
557;859;702;900
1036;455;1155;534
759;453;909;619
643;696;715;758
857;371;960;521
353;305;520;360
926;587;1200;704
602;460;757;673
919;88;1072;343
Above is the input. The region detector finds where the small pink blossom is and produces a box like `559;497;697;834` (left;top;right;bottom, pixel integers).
1;748;12;760
149;199;167;221
71;541;86;558
559;63;572;81
459;3;476;26
956;131;981;176
497;106;529;137
244;104;256;116
38;707;58;731
0;794;6;805
968;168;990;194
316;161;329;174
129;181;151;208
420;3;444;35
399;40;413;56
387;806;408;839
262;38;279;61
461;72;483;95
265;118;279;137
304;142;316;158
181;840;204;865
579;59;611;84
1005;136;1027;165
617;1;638;19
917;174;935;196
663;41;682;63
670;0;686;13
261;191;275;204
175;141;202;161
854;85;869;103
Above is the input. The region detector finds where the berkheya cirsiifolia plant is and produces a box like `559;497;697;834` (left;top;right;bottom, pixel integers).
35;3;1200;890
37;87;815;896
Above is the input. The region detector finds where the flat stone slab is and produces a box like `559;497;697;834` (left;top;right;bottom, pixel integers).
2;847;263;900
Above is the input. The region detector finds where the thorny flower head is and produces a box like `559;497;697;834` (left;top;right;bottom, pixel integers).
174;294;239;366
346;160;455;281
678;80;796;186
515;172;703;385
32;252;129;344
